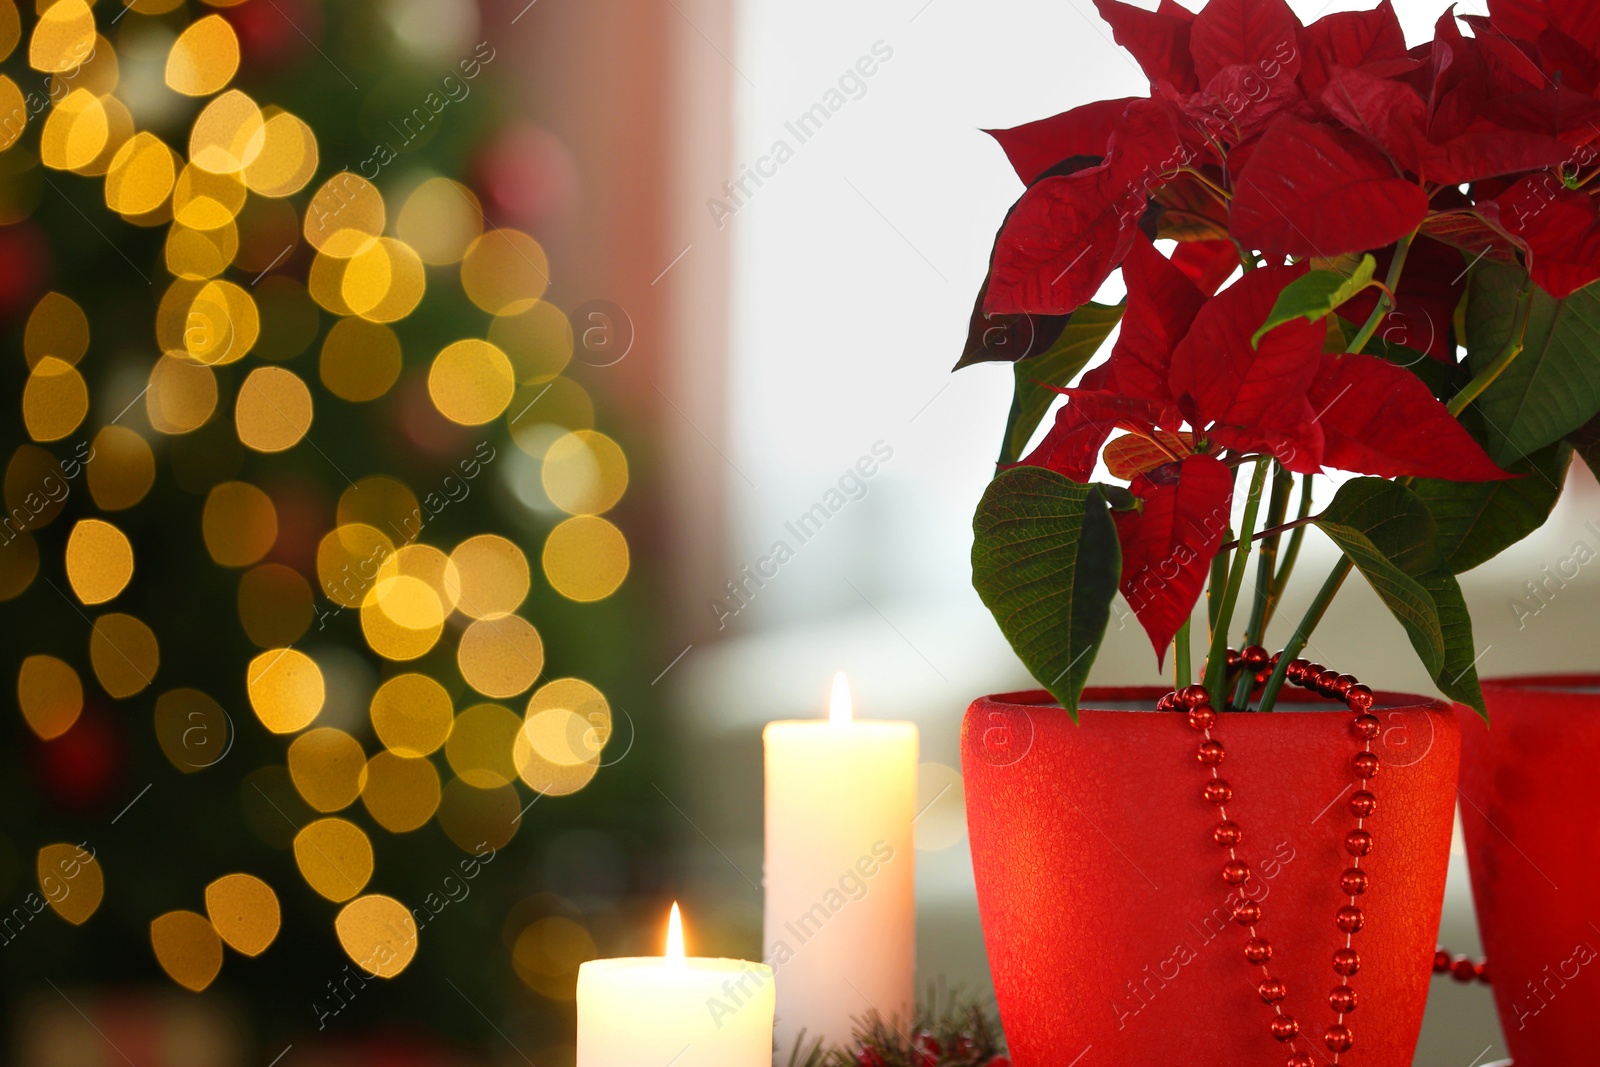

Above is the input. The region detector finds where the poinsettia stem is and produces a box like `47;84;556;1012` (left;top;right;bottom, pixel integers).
1447;276;1537;418
1206;540;1229;635
1234;465;1293;709
1219;513;1321;553
1203;457;1271;710
1181;167;1232;204
1256;558;1354;714
1264;473;1316;632
1174;619;1192;690
1346;231;1416;355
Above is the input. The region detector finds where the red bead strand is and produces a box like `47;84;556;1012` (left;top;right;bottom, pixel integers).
1173;650;1386;1066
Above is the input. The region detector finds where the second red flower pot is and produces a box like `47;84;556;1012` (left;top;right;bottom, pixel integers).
962;685;1459;1067
1457;674;1600;1067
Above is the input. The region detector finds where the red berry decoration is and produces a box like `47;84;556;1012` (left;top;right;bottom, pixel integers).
1246;938;1273;964
1198;740;1225;765
1203;779;1233;805
856;1049;886;1067
1333;948;1361;976
1213;820;1242;846
1188;705;1217;730
1269;1015;1299;1042
1352;752;1380;779
1340;867;1369;895
1351;714;1381;740
1223;860;1251;886
1242;645;1269;669
1451;956;1478;982
1345;829;1373;856
1324;1024;1354;1053
1179;684;1210;708
1333;673;1357;698
1329;985;1358;1013
1433;949;1452;972
1349;791;1377;818
1335;906;1363;934
1157;692;1179;713
1346;684;1374;711
1234;900;1262;925
1258;977;1287;1003
1287;1055;1315;1067
1316;668;1341;693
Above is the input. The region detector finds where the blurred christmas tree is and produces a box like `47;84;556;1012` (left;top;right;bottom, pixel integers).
0;0;665;1060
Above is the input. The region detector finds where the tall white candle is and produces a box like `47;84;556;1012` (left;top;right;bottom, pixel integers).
577;904;775;1067
763;673;918;1053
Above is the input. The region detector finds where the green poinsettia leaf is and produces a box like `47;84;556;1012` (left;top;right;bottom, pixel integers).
1315;478;1445;681
1252;254;1377;348
1421;567;1487;720
998;301;1124;465
1467;263;1600;466
971;468;1121;720
1570;410;1600;481
1412;441;1572;574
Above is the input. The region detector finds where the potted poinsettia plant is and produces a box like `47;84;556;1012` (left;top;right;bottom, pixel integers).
953;0;1600;1064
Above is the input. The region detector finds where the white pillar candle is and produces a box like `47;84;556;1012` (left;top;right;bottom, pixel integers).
763;673;918;1054
577;904;775;1067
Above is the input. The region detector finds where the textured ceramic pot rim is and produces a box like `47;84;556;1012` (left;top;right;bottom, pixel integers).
1479;671;1600;694
979;684;1453;715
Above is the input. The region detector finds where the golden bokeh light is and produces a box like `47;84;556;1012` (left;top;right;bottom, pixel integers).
40;88;106;171
543;516;629;602
374;545;461;614
254;276;320;361
48;31;118;100
17;654;82;740
0;77;22;152
320;317;401;402
523;677;611;765
154;688;230;772
247;648;324;734
105;132;177;217
461;229;550;314
205;873;280;957
457;615;544;699
294;818;373;902
22;355;87;442
190;89;264;174
437;776;520;851
304;172;384;257
514;734;601;797
37;842;103;925
450;534;529;620
146;352;218;434
360;575;444;661
542;430;628;516
0;534;38;602
86;427;155;511
5;446;67;531
74;93;132;178
360;751;441;833
369;673;453;757
0;3;17;63
150;910;224;992
88;613;159;699
166;218;239;279
489;301;574;384
243;108;318;197
428;339;515;426
184;278;258;365
316;523;394;607
336;895;417;978
444;702;521;788
512;916;596;1000
288;727;367;813
337;475;417;536
172;164;247;231
202;481;278;567
236;366;312;452
342;237;425;323
27;0;94;73
507;377;595;458
165;14;238;96
65;518;133;604
397;177;483;265
238;563;313;647
307;249;355;315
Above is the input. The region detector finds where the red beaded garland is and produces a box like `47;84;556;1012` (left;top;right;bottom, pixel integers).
1176;650;1380;1065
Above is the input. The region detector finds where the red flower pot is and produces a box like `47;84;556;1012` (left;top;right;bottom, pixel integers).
962;686;1459;1067
1457;675;1600;1067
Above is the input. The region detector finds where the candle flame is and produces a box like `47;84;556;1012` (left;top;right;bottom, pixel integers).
666;902;685;960
830;671;852;725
